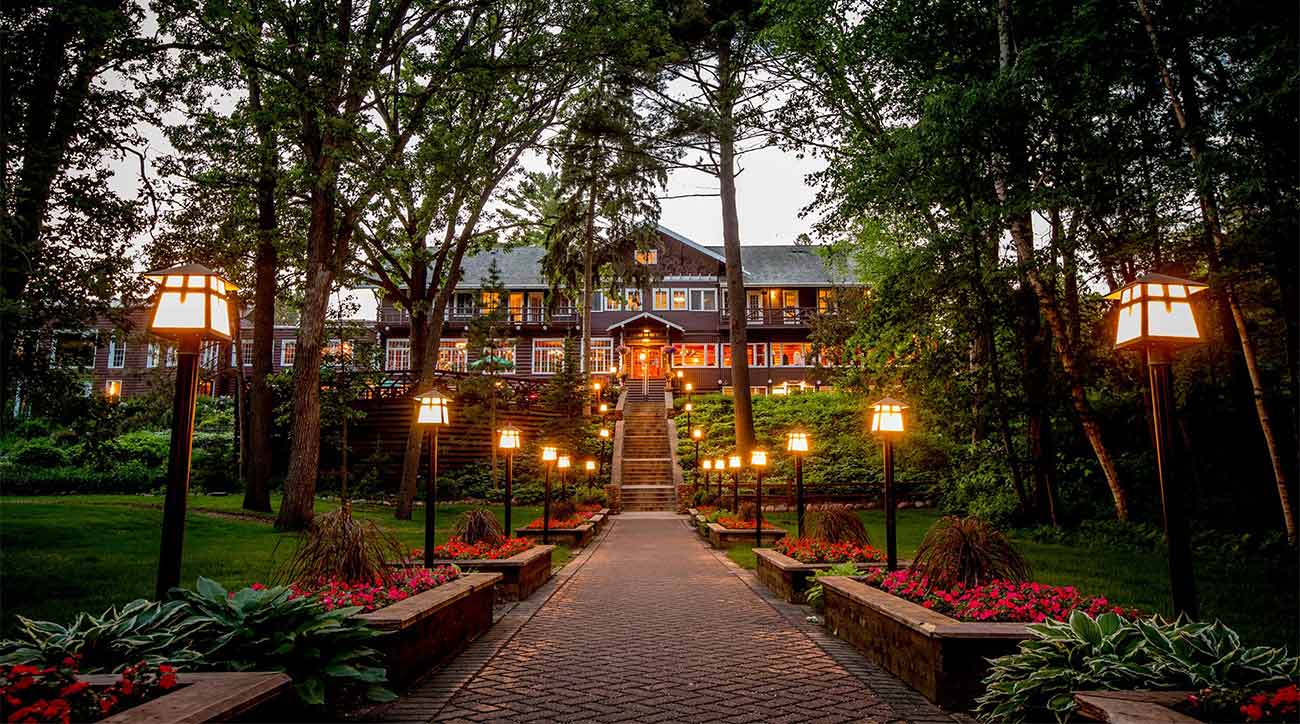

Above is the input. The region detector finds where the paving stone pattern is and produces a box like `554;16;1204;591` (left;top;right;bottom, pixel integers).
387;516;957;723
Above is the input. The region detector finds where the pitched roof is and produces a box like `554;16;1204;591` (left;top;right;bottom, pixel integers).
704;245;859;286
456;246;550;288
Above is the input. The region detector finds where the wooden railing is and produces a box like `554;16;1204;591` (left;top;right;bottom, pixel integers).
720;306;827;326
353;369;551;408
380;305;580;326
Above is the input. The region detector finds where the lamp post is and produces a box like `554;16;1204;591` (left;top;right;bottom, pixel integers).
592;380;602;407
675;368;684;390
498;425;521;533
691;427;703;486
414;387;451;567
684;381;693;402
715;458;725;499
728;454;742;511
701;459;713;497
557;454;571;497
786;430;810;538
598;426;611;477
639;351;648;397
1106;272;1206;618
684;401;693;433
541;445;558;543
584;459;596;490
750;449;768;547
870;397;907;571
142;263;237;600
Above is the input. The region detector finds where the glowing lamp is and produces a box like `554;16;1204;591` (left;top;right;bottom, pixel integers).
143;263;237;341
541;445;558;462
414;387;451;425
870;397;907;435
692;427;703;440
593;382;602;392
638;352;647;362
750;449;768;467
498;424;521;450
702;459;713;471
685;382;693;393
728;454;742;469
786;430;810;454
557;455;571;470
1105;272;1208;350
609;365;618;374
599;403;609;414
598;427;611;439
684;402;693;412
715;457;725;471
585;459;596;472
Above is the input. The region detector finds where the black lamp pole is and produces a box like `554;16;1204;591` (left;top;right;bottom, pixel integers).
883;438;897;571
1147;346;1198;618
732;469;739;512
423;425;440;568
156;336;201;600
754;467;764;548
543;463;552;544
795;455;805;538
504;452;514;534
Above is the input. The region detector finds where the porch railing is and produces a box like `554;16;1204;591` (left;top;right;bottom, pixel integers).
381;305;580;326
719;306;827;326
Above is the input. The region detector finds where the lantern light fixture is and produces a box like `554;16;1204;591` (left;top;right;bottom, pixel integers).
593;381;602;392
786;430;810;454
599;402;609;415
750;449;768;467
143;263;237;341
684;402;693;412
584;459;596;472
557;455;571;470
541;445;558;462
870;397;908;434
1105;272;1207;350
692;427;703;440
685;382;693;394
414;386;451;425
598;427;611;439
715;457;726;470
702;459;713;471
728;454;742;469
498;424;521;450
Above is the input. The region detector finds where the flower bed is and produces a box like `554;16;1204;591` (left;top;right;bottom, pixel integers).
754;548;892;604
405;543;556;601
715;516;780;530
2;660;179;723
858;568;1136;623
419;537;533;561
285;566;460;613
1074;685;1300;724
524;516;588;529
774;537;884;564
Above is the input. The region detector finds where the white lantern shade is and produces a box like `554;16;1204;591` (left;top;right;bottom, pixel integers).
584;459;596;471
870;397;908;434
498;425;521;450
786;430;810;453
542;445;558;462
728;454;742;469
144;264;238;342
692;427;703;439
414;389;450;425
557;455;571;469
1106;273;1208;350
598;427;610;439
750;449;768;467
702;459;713;470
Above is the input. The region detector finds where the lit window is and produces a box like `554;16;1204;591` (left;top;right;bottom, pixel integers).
721;385;769;397
653;288;670;311
673;343;718;368
689;289;717;311
480;291;503;313
635;250;657;265
671;289;689;311
165;345;177;368
146;343;161;368
771;343;812;367
386;338;411;370
624;289;642;311
437;339;468;372
720;343;767;367
324;338;353;359
280;340;296;367
200;342;219;370
490;343;516;367
817;288;837;313
104;380;122;399
588;338;614;372
107;336;126;369
532;339;566;375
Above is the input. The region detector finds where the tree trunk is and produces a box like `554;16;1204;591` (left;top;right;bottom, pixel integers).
1136;0;1296;542
582;181;597;416
716;42;755;451
996;0;1128;520
395;308;430;520
242;65;276;513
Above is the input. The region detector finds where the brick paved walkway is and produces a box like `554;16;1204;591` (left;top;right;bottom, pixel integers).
383;516;957;723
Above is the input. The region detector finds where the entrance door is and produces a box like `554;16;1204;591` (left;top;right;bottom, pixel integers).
628;347;663;379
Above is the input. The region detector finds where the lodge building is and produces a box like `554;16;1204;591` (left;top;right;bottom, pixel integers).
61;226;855;401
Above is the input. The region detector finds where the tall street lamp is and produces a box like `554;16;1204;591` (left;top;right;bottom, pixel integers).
691;427;703;487
415;386;451;567
715;457;725;499
143;264;236;600
728;454;742;512
1106;272;1207;618
584;459;596;490
684;401;693;432
558;454;571;497
498;424;521;533
639;351;648;397
750;449;768;547
786;430;811;538
598;426;611;477
541;445;558;543
684;381;693;401
870;397;907;571
701;459;713;497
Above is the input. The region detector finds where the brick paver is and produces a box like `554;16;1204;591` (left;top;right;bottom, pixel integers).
385;516;956;723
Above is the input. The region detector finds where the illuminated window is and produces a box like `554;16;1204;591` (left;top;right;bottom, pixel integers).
624;289;642;311
671;289;689;311
490;343;516;367
532;339;566;375
104;380;122;399
722;386;768;397
146;343;161;368
480;291;503;313
689;289;717;311
817;288;837;313
107;336;126;369
437;339;468;372
280;340;296;367
673;343;718;368
635;250;658;265
771;343;813;367
324;338;354;359
720;343;767;367
386;338;411;370
165;345;177;368
653;288;670;310
588;338;614;372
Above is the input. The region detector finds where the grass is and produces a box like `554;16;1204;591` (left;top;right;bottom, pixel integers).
0;494;571;635
722;508;1297;650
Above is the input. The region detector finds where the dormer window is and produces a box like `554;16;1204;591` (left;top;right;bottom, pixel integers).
635;249;658;265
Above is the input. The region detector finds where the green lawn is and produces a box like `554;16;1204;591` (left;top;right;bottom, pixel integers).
722;508;1297;650
0;495;570;635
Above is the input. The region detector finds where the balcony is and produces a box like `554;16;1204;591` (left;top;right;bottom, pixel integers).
720;306;828;327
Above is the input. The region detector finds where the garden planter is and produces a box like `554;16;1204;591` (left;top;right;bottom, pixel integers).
753;548;900;604
514;522;595;548
705;522;785;549
820;576;1030;710
355;572;501;687
587;512;607;533
428;545;554;601
80;672;290;724
1073;690;1199;723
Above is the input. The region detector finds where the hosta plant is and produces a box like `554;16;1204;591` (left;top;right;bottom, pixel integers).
804;562;861;609
0;599;208;672
976;611;1299;723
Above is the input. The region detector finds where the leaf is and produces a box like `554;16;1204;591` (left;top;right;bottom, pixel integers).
324;663;361;679
366;685;398;703
1069;611;1102;648
195;576;228;601
294;677;326;706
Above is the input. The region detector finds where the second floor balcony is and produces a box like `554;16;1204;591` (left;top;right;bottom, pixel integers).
380;304;580;327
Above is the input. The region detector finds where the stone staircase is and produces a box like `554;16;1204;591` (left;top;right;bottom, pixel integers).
619;395;675;511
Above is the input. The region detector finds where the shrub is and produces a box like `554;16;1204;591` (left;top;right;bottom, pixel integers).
804;562;860;609
0;462;160;496
976;612;1299;723
0;600;207;673
6;438;70;467
455;508;504;546
104;431;171;468
810;508;871;545
578;488;607;506
910;515;1030;589
938;440;1022;527
12;418;57;439
737;501;758;522
550;499;577;521
279;504;406;586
